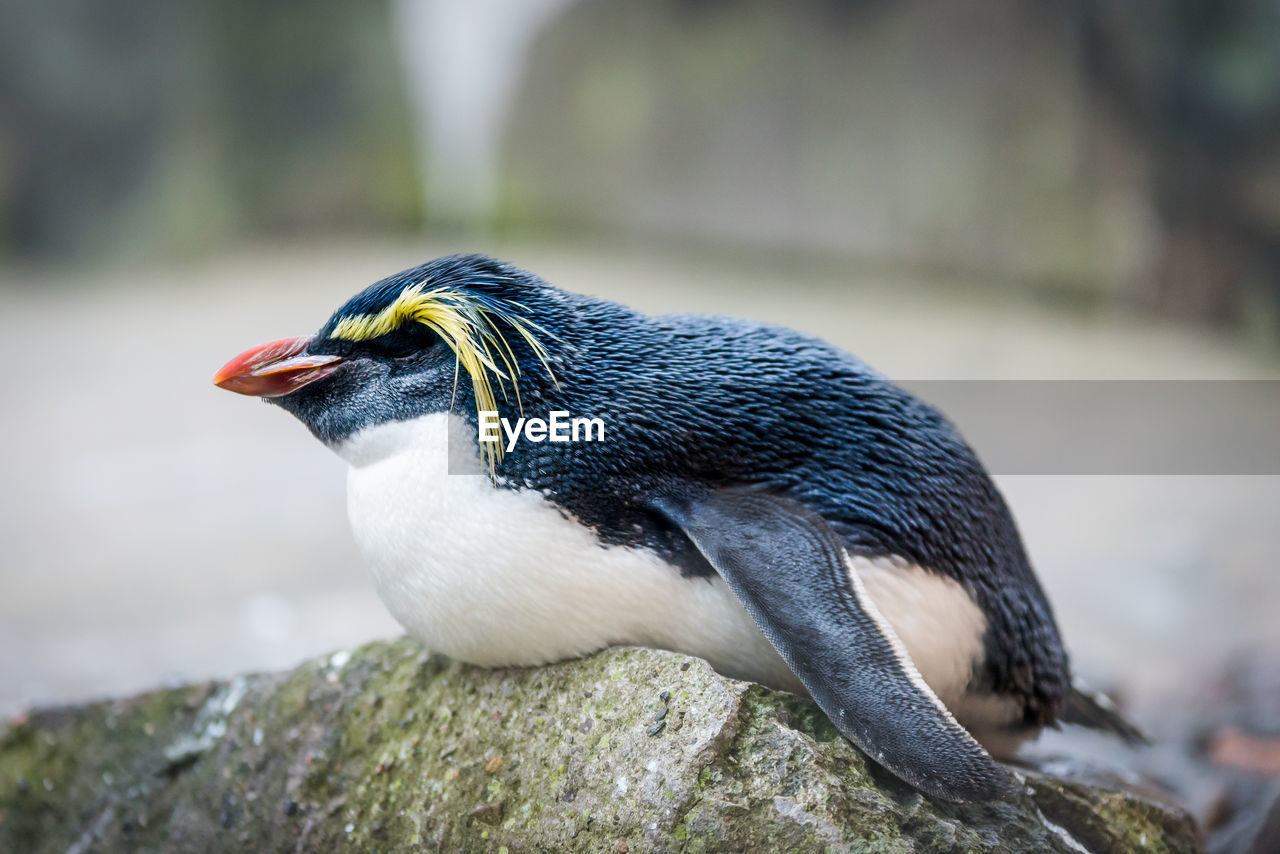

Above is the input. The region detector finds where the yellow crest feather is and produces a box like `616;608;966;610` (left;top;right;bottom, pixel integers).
328;284;557;474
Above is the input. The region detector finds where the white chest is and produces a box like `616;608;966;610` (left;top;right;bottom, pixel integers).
337;414;799;690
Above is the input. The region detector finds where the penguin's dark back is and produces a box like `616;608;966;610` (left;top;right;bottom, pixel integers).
478;273;1069;724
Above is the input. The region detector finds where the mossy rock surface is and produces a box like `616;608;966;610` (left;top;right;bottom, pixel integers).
0;639;1199;852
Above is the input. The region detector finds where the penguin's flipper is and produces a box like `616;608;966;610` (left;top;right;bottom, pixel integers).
651;489;1016;803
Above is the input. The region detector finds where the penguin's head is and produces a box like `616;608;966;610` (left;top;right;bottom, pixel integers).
214;254;562;461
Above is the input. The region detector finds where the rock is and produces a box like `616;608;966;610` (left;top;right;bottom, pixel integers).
0;639;1200;852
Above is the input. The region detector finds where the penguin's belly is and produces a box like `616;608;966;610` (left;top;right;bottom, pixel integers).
336;414;990;714
338;414;801;692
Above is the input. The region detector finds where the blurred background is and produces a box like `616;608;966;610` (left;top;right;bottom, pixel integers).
2;1;1279;847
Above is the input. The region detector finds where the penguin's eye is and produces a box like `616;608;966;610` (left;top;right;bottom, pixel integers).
365;325;435;361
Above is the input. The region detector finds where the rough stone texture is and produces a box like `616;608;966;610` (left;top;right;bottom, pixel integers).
0;640;1200;853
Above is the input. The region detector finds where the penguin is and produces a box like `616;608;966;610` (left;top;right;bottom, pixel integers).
213;253;1141;803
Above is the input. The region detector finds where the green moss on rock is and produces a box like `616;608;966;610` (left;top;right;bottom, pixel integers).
0;640;1200;852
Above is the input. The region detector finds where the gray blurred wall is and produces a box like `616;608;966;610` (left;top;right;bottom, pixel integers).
506;0;1148;294
3;0;1279;331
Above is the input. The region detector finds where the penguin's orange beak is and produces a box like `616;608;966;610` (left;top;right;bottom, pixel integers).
213;336;344;398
